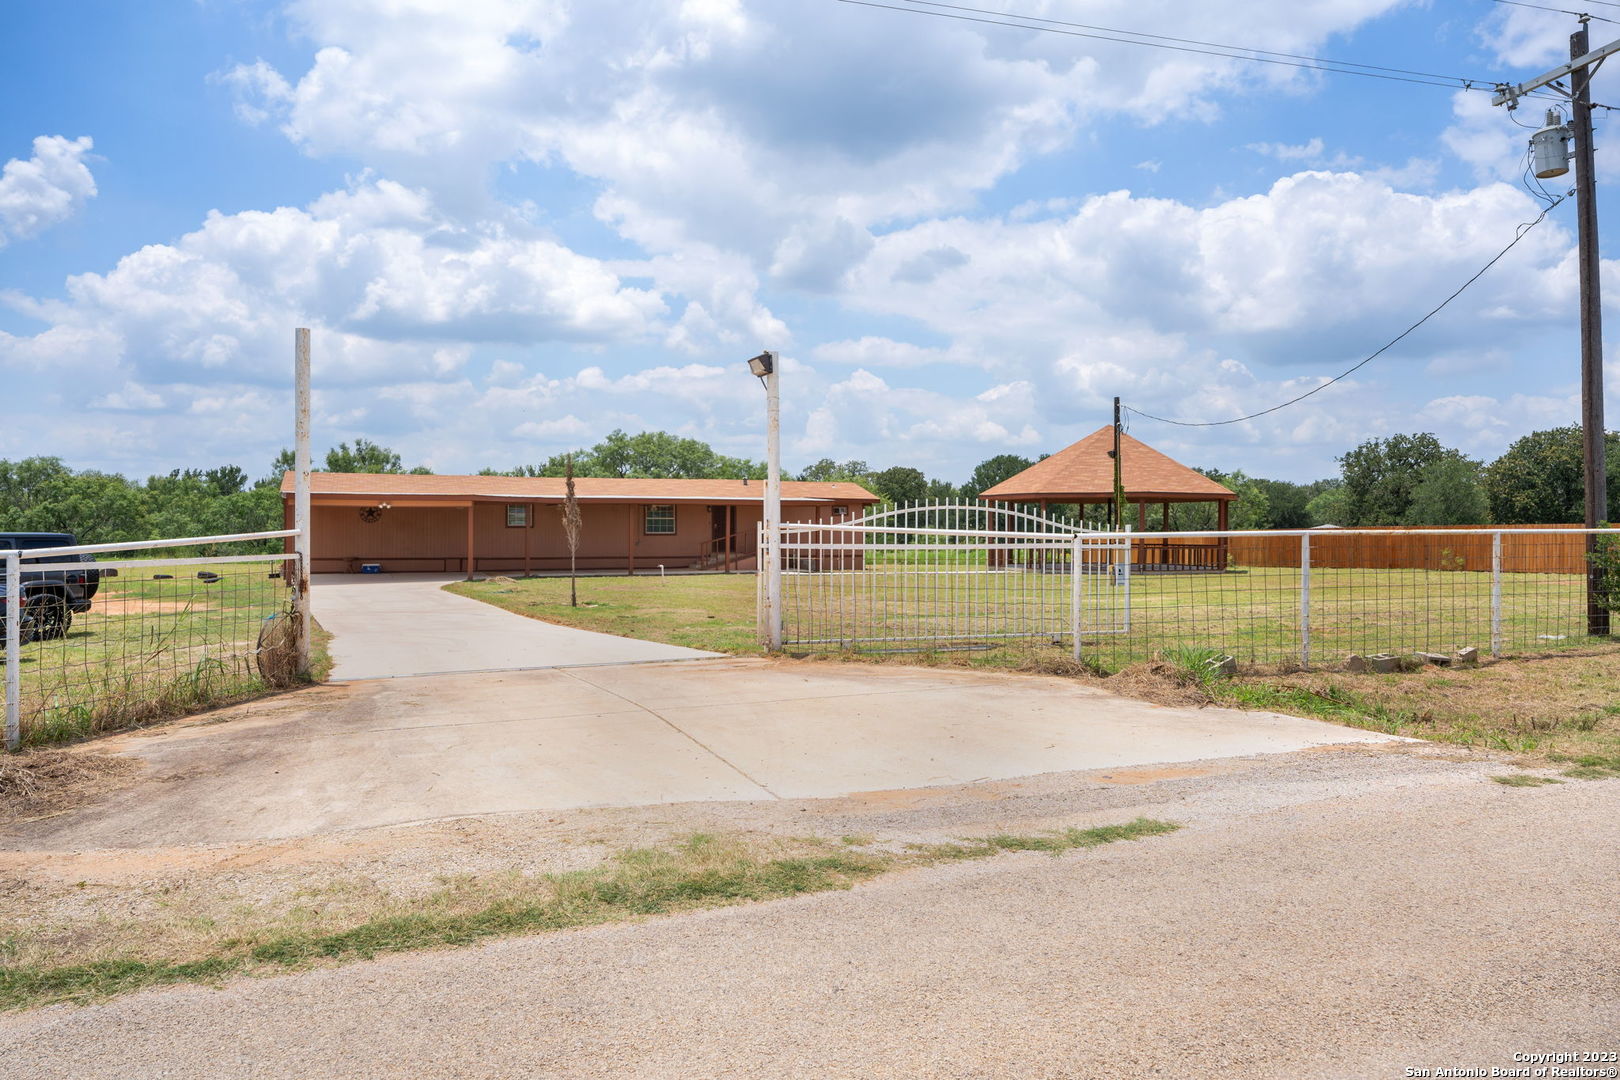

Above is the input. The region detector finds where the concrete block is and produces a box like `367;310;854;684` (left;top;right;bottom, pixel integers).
1205;654;1237;677
1455;646;1480;665
1346;653;1400;674
1414;651;1452;667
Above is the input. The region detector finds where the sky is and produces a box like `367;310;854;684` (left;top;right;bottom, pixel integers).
1;0;1616;485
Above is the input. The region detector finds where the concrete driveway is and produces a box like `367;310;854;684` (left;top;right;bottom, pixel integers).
313;574;720;680
8;659;1404;848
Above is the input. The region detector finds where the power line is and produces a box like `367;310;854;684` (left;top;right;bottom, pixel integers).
1492;0;1620;24
1123;195;1569;428
834;0;1562;98
900;0;1494;84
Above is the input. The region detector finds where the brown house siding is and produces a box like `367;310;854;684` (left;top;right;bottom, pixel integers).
304;498;841;575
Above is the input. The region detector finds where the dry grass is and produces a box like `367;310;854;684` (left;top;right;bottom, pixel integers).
1213;649;1620;760
0;750;139;825
0;820;1177;1011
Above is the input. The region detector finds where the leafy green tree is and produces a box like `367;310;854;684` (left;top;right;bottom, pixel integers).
324;439;431;474
867;466;928;504
1483;425;1620;524
797;458;870;483
0;457;74;521
1338;433;1474;526
0;459;147;542
1306;482;1350;526
1404;457;1490;525
1251;478;1314;529
1171;469;1272;530
505;431;764;480
204;465;248;496
964;454;1033;499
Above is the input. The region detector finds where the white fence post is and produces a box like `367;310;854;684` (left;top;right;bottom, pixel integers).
5;550;19;752
1121;525;1133;633
293;327;312;676
1071;533;1083;660
1300;532;1312;670
1491;531;1503;658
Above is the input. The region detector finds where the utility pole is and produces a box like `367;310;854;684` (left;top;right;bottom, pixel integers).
1571;26;1610;637
1494;23;1617;635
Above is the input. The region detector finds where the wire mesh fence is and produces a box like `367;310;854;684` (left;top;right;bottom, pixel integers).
4;531;303;749
767;506;1616;671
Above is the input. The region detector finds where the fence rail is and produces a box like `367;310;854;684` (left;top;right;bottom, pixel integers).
4;530;305;750
762;511;1620;671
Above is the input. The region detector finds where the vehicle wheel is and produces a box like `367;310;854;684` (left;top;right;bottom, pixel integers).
35;595;70;640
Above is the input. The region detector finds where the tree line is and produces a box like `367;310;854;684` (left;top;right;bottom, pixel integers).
0;438;432;546
3;425;1612;545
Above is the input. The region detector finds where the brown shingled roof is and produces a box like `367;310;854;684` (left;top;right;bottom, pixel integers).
280;472;878;504
980;427;1236;503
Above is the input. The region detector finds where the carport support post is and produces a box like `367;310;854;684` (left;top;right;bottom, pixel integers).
465;504;475;581
293;328;312;676
1299;533;1311;671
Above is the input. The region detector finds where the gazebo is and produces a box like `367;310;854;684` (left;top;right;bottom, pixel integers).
980;426;1237;570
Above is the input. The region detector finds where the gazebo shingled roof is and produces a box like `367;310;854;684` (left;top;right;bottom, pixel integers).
980;426;1236;504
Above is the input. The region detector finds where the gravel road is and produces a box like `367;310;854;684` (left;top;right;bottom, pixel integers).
3;747;1616;1079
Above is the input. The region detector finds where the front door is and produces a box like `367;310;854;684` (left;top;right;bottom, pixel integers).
709;506;728;542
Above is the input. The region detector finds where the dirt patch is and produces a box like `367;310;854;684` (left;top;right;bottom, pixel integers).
0;751;140;825
1093;766;1214;785
90;595;209;616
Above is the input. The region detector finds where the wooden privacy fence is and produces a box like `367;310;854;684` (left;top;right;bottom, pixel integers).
1209;524;1611;575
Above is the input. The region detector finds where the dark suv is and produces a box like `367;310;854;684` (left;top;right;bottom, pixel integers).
0;532;111;641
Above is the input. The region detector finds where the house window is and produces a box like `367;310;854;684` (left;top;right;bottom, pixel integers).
644;504;676;535
831;505;849;517
506;504;530;528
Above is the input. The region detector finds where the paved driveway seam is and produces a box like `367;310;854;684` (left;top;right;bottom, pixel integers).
561;668;784;800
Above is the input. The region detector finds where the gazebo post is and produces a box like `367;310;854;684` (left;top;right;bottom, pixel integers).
1217;499;1230;570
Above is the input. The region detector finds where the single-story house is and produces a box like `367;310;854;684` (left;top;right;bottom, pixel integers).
280;472;880;576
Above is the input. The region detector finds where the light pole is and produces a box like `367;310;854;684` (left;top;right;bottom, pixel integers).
748;351;783;649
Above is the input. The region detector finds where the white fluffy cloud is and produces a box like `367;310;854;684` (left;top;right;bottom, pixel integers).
816;169;1587;475
226;0;1408;263
4;178;664;383
8;1;1599;482
0;135;96;246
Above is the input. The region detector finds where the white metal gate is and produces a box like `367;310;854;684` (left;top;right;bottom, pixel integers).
764;501;1130;654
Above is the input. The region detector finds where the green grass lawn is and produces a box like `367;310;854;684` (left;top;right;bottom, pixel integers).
455;564;1596;670
449;573;760;654
13;560;304;746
